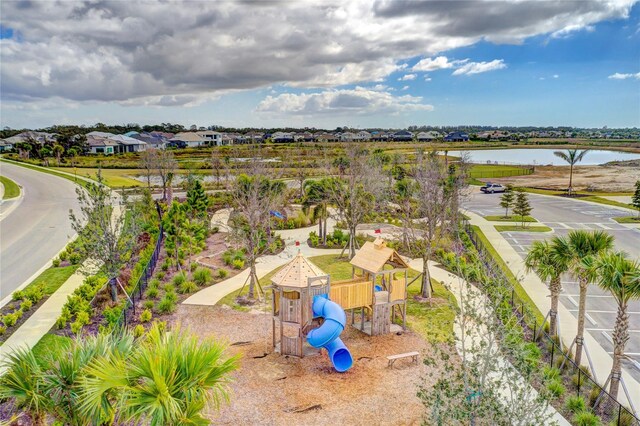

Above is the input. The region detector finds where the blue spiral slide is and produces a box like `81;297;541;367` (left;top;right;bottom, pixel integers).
307;294;353;372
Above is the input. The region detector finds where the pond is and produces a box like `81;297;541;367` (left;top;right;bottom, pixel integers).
446;148;640;166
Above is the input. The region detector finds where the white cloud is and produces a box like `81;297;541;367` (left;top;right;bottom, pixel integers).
553;74;560;79
452;59;507;76
256;87;433;116
399;73;417;81
424;75;432;82
401;85;409;90
608;72;640;80
412;56;466;72
0;0;636;107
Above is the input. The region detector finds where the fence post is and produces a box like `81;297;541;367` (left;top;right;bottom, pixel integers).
577;368;581;394
617;405;621;426
550;341;555;368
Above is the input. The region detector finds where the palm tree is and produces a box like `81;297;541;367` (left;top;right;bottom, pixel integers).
586;251;640;403
553;149;589;195
524;239;569;337
79;323;238;425
0;348;49;425
554;230;614;366
304;179;330;244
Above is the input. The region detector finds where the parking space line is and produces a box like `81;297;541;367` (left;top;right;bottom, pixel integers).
567;296;578;307
587;328;640;333
602;331;613;344
586;313;597;326
564;294;614;299
567;309;640;314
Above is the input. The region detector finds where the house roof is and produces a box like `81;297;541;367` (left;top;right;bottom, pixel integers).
109;134;146;145
350;238;409;274
271;253;327;288
171;132;206;142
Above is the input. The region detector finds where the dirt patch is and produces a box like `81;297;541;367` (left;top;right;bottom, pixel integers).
486;165;640;192
173;304;448;425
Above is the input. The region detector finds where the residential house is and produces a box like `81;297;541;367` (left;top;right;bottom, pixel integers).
87;137;119;154
391;130;414;141
197;130;223;146
271;132;294;143
443;131;470;142
355;130;371;141
314;132;339;142
340;132;357;142
2;131;56;146
132;132;172;150
244;131;264;143
416;131;441;141
0;140;14;152
171;132;208;148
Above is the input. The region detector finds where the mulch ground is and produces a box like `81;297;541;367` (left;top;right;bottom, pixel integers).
172;304;446;425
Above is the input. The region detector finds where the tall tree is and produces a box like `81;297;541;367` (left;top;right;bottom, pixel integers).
512;188;532;228
553;149;589;195
325;145;385;259
499;185;515;218
632;180;640;219
525;239;570;337
554;230;614;367
139;148;158;190
303;179;331;244
52;144;64;167
186;179;209;220
229;157;286;299
69;171;139;301
404;150;467;298
155;149;177;201
163;201;186;271
586;251;640;403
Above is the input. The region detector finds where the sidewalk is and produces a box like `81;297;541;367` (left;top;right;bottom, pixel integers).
410;259;570;425
0;205;122;374
185;220;341;306
464;210;640;409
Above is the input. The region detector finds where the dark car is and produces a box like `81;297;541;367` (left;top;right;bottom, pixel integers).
166;140;187;149
480;183;506;193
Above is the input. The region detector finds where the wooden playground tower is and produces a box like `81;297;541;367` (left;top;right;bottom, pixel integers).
271;238;409;358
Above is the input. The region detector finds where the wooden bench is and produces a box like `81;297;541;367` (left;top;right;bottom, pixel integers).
387;351;420;368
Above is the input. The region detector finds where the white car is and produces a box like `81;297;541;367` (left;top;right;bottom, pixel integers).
480;183;506;193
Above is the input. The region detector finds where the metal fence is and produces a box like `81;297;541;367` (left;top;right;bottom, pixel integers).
118;224;164;328
462;220;640;425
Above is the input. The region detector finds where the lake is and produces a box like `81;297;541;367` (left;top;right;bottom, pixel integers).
446;148;640;166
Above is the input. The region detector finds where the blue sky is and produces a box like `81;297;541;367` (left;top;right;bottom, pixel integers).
1;1;639;129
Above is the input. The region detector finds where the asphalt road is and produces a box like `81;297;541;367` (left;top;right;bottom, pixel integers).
0;162;80;300
463;190;640;381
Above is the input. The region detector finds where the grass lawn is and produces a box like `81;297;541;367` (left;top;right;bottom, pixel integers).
0;175;20;199
613;216;640;224
25;265;79;295
579;195;639;212
469;164;533;179
51;167;143;188
495;225;552;233
32;334;72;363
470;225;545;326
484;215;537;223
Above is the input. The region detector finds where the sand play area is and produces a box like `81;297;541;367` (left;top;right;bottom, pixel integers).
173;304;445;425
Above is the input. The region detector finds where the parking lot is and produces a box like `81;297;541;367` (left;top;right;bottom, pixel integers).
464;191;640;382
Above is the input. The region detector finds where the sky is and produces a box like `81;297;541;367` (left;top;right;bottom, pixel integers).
1;0;639;130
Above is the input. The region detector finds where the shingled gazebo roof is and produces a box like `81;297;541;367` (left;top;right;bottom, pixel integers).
270;253;327;289
349;238;409;274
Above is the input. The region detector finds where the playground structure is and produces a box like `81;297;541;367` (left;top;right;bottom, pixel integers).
271;238;409;372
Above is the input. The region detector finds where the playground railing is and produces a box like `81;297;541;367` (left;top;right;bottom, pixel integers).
461;220;640;425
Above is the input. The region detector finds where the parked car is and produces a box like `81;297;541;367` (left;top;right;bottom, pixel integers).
480;182;506;193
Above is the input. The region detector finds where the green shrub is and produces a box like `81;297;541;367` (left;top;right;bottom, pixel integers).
164;291;178;303
217;268;228;279
0;325;6;335
143;300;155;310
146;287;159;299
2;314;17;327
232;259;245;270
179;280;197;294
309;231;320;247
20;299;33;312
23;286;45;304
155;271;165;280
222;249;245;266
193;268;212;286
149;278;161;289
139;309;152;323
59;250;68;261
157;296;176;314
163;283;176;293
11;290;24;301
542;366;560;382
154;320;167;333
565;396;586;414
161;260;170;271
69;252;81;265
133;324;145;338
56;308;71;329
190;263;198;272
13;309;23;320
546;379;565;398
103;304;125;328
573;411;601;426
588;387;602;406
172;272;186;287
52;258;61;267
